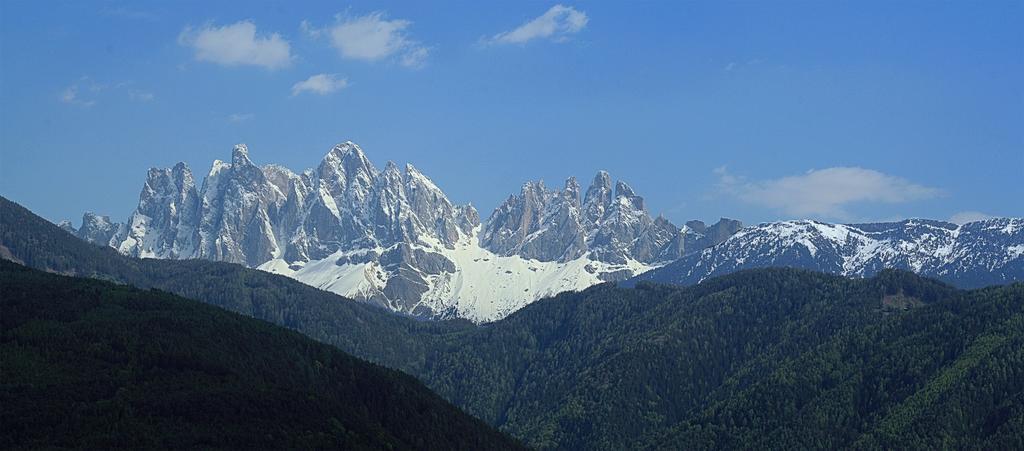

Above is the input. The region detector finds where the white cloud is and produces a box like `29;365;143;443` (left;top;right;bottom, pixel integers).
488;5;588;45
399;46;429;68
129;90;155;102
291;74;348;96
949;211;995;225
61;78;156;106
178;21;292;69
227;113;254;123
305;12;429;68
724;59;766;72
59;84;95;107
299;20;321;38
715;166;941;219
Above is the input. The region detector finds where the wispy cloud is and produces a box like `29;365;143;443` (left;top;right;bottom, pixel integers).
291;73;348;96
949;211;995;225
128;90;155;102
59;84;96;107
102;6;158;21
487;5;588;45
714;166;941;219
178;20;292;69
724;59;765;72
60;78;155;106
304;12;429;68
227;112;254;123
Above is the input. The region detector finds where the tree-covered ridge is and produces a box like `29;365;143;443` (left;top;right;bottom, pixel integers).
648;279;1024;450
411;269;1024;449
3;196;1023;449
0;195;461;372
0;260;523;450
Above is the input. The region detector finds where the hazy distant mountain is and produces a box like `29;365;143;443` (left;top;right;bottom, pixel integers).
629;218;1024;289
66;141;731;321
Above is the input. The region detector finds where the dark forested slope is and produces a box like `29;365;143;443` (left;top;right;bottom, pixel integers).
0;196;458;372
413;269;1024;449
0;260;522;450
3;196;1022;449
650;279;1024;450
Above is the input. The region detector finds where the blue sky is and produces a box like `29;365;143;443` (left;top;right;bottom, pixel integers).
1;1;1021;227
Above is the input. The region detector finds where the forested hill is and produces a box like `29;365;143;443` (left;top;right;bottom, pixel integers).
0;260;522;450
411;269;1024;449
0;195;460;372
4;195;1023;449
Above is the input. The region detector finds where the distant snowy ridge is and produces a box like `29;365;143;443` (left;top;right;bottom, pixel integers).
66;141;735;322
629;218;1024;289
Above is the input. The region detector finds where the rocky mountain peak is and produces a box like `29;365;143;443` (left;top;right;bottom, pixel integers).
231;144;252;167
613;180;645;211
77;212;120;245
317;141;377;205
684;220;708;234
583;171;614;224
58;219;77;234
563;177;581;204
79;140;741;321
636;217;1022;290
590;170;611;190
325;141;374;173
482;170;701;266
404;163;442;193
614;180;635;199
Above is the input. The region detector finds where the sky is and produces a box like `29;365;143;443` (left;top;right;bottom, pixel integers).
1;0;1021;228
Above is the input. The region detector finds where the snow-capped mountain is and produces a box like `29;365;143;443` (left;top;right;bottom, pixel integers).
629;218;1024;289
59;212;121;246
68;141;731;322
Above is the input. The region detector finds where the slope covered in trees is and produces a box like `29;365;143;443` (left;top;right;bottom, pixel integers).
0;196;458;372
3;196;1022;449
411;269;1023;449
0;260;522;449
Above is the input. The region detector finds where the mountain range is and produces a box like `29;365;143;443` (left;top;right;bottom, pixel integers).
61;141;740;321
59;141;1021;321
629;218;1024;289
5;197;1023;449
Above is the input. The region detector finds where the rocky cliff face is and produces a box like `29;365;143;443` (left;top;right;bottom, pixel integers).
480;172;697;266
70;141;737;321
60;212;122;246
114;162;200;259
656;218;743;261
68;139;1023;320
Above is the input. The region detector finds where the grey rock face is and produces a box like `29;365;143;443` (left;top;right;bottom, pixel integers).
116;162;200;258
481;178;588;262
657;218;743;261
82;140;739;319
582;171;613;227
60;213;123;246
77;212;121;246
482;171;718;266
195;145;286;267
57;220;77;235
375;243;458;313
287;143;479;264
91;141;480;317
